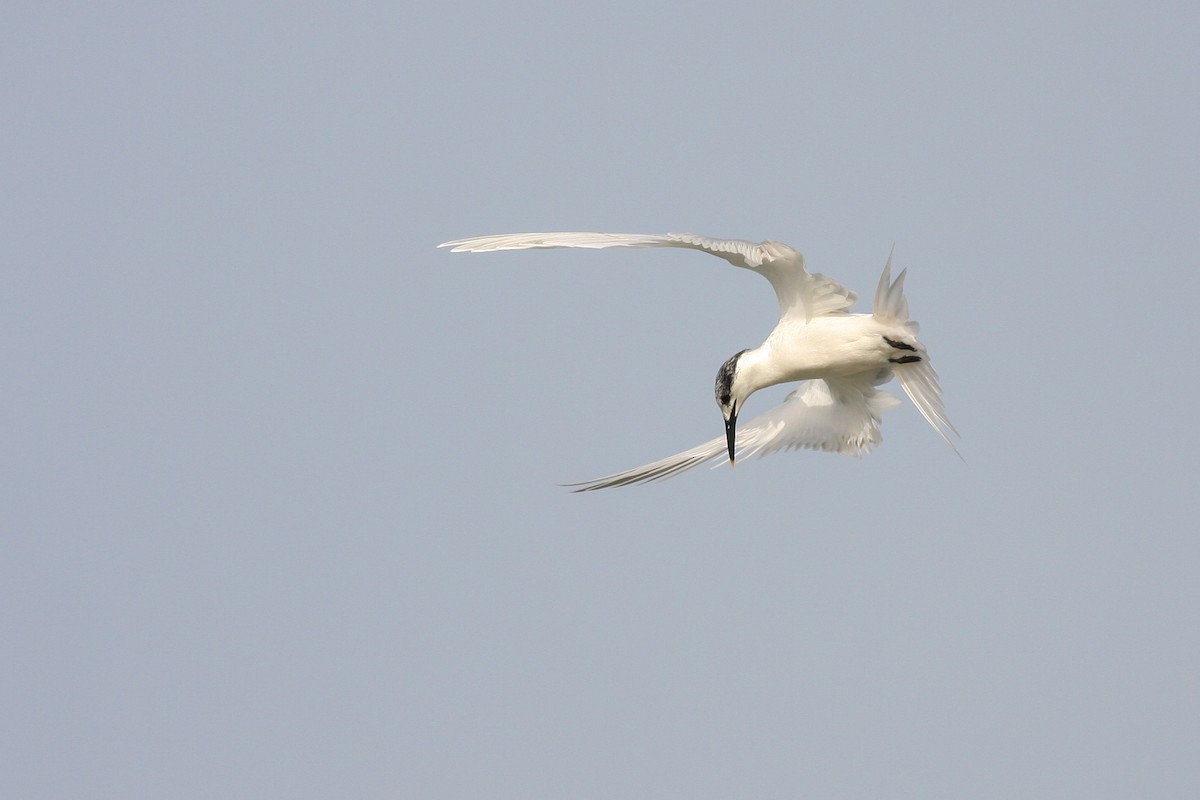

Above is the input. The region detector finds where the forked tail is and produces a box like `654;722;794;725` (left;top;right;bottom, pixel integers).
872;247;912;327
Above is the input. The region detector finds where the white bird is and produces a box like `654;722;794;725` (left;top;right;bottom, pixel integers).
438;232;959;490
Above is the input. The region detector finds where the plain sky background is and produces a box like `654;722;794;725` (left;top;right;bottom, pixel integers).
4;1;1199;797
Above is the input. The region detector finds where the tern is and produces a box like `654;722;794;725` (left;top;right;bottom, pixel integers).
439;232;959;490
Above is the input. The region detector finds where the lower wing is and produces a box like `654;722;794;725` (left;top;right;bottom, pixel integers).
565;376;900;491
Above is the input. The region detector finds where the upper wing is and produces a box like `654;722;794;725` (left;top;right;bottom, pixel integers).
438;231;857;322
564;374;900;491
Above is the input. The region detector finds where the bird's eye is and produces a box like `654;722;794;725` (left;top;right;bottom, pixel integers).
720;393;731;405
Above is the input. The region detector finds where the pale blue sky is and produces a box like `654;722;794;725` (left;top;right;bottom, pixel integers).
4;1;1199;797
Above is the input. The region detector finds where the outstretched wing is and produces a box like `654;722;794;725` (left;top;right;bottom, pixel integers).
439;231;857;322
564;374;901;491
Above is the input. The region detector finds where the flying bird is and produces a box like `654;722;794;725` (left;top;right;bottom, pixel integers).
438;232;959;490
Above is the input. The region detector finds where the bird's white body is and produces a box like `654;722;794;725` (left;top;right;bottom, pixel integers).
438;231;958;490
741;314;916;387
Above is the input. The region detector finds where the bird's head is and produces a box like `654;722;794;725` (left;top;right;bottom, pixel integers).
714;349;752;467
